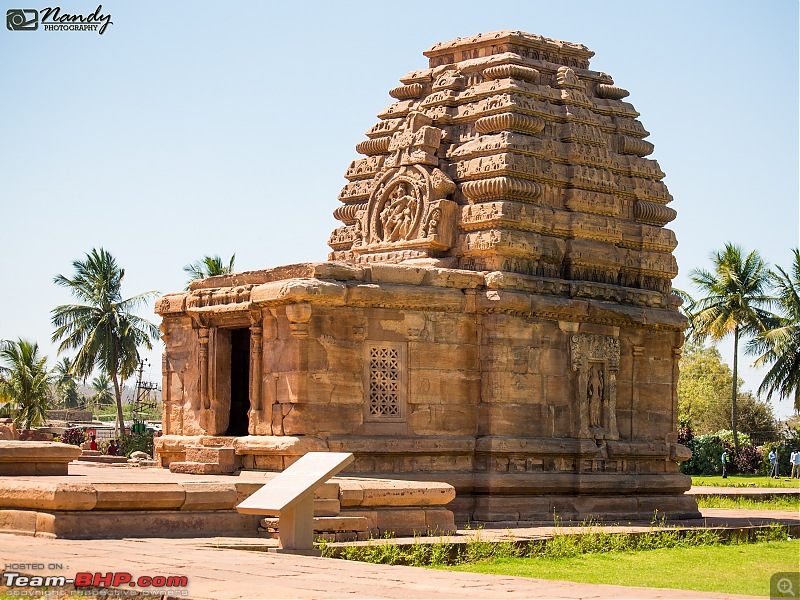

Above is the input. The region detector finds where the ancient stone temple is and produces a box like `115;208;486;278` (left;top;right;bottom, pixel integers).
155;31;699;522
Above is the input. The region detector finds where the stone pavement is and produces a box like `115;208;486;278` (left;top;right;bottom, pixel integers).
0;533;762;600
0;465;795;599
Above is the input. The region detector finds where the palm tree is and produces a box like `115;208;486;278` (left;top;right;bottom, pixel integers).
51;248;160;436
183;254;236;289
688;243;774;454
89;374;115;417
0;339;52;430
751;248;800;412
53;357;81;409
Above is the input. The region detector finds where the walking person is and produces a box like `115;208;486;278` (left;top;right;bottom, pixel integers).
768;447;779;478
721;448;729;479
791;450;800;479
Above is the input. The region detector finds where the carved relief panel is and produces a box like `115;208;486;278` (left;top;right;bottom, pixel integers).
570;334;620;440
350;111;458;261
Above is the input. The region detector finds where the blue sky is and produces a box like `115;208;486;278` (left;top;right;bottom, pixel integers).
2;1;798;417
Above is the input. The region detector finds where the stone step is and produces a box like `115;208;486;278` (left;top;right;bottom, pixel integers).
259;516;371;542
259;515;369;533
169;446;242;475
169;461;232;475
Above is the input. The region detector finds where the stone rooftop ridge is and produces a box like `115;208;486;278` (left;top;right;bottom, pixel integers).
424;30;594;66
327;31;679;297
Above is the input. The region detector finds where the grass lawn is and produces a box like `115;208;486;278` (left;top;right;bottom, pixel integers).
696;495;800;511
692;475;800;488
439;540;799;596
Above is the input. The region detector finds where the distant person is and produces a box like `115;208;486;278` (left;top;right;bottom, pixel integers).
721;449;729;478
89;435;98;451
791;450;800;479
768;448;778;478
108;440;118;456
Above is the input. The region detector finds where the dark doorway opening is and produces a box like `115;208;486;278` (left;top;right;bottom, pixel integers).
226;328;250;436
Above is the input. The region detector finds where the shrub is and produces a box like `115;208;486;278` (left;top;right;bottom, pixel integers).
60;427;85;446
715;429;752;448
118;432;154;458
734;445;762;474
680;434;725;475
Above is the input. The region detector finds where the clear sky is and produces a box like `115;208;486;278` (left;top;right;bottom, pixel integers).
2;1;798;418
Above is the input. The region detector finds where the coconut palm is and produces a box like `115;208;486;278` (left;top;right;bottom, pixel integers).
89;374;115;417
688;243;774;454
51;248;160;436
183;254;236;289
53;357;81;409
0;339;52;430
751;248;800;412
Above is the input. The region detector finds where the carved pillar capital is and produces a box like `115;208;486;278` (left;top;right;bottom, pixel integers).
286;302;312;338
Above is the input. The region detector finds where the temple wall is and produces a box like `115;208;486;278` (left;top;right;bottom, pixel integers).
158;274;686;478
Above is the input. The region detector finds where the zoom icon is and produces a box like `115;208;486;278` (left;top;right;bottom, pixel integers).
6;9;39;31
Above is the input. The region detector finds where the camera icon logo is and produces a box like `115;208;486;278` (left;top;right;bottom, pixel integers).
6;9;38;31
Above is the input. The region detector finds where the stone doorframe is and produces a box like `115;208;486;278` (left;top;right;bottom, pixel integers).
188;310;266;436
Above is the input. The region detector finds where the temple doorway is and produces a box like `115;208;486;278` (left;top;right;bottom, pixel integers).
226;328;251;436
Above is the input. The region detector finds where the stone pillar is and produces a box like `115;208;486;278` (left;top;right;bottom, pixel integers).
631;345;644;440
249;318;264;435
198;327;210;411
162;351;172;435
672;345;682;432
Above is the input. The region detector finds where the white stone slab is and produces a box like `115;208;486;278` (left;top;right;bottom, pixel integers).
236;452;353;516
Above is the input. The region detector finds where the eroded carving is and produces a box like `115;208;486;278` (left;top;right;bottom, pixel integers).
570;334;620;440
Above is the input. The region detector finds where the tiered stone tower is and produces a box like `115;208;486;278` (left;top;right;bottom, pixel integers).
155;32;698;523
329;31;677;298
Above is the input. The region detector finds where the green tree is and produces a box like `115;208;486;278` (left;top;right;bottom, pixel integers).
183;254;236;289
53;357;81;409
679;344;778;440
688;243;774;454
751;248;800;412
89;374;114;417
678;343;733;432
51;248;159;436
0;339;52;430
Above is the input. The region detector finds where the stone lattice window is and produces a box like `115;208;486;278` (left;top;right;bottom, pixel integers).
365;343;406;422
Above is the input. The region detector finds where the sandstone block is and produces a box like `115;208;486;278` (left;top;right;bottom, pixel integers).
0;509;38;536
314;499;340;517
93;484;185;510
180;483;239;511
408;404;477;435
0;481;96;511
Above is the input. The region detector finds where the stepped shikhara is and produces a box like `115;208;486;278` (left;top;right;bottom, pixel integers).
328;31;677;296
155;32;698;523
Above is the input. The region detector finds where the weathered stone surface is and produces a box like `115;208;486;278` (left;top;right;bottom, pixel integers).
31;510;263;539
0;419;20;440
0;481;97;511
180;483;239;511
93;484;185;510
0;510;39;536
0;441;82;476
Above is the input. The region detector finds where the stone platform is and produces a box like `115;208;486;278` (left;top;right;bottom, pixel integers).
0;441;82;476
0;463;455;539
